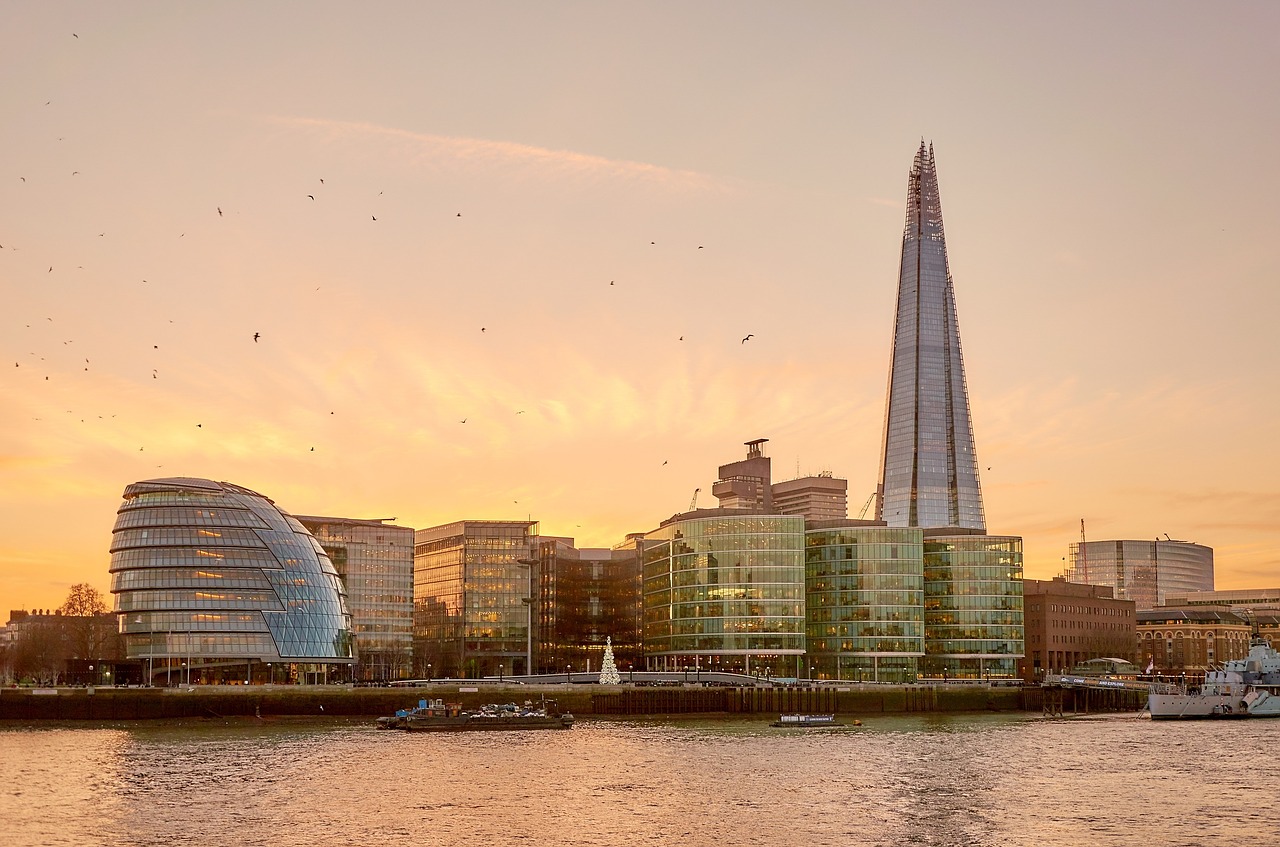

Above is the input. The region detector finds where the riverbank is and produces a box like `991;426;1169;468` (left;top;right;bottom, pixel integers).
0;682;1045;720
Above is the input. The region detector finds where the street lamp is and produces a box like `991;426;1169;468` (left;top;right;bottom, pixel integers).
499;664;503;683
566;664;571;684
426;663;432;682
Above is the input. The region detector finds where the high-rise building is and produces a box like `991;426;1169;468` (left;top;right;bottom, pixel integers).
1067;539;1214;610
296;515;414;682
412;520;538;678
533;538;642;676
877;142;985;531
711;439;849;521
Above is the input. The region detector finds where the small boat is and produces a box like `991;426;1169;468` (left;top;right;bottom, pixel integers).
1148;636;1280;720
378;698;574;731
770;714;860;728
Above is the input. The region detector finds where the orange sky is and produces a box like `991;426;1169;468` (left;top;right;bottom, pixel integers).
4;3;1279;612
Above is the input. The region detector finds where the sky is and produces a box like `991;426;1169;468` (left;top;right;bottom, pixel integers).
3;2;1279;612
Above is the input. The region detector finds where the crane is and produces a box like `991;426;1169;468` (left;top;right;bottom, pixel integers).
857;492;875;520
689;488;700;511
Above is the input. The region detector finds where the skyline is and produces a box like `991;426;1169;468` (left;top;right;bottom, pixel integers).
5;4;1280;610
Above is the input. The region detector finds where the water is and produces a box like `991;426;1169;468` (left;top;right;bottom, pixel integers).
1;713;1276;846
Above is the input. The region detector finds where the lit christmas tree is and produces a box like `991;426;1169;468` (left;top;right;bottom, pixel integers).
598;636;621;685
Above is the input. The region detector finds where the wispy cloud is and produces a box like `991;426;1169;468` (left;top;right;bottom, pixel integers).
265;115;723;191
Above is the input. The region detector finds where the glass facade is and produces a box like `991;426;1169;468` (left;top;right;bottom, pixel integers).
535;540;642;675
1068;540;1213;610
413;521;537;679
878;142;985;531
297;516;414;681
923;534;1023;679
642;512;805;676
805;524;924;682
108;477;354;684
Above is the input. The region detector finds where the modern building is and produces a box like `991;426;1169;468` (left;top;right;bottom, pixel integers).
773;473;848;521
412;520;539;679
923;531;1024;679
712;439;849;521
108;477;355;684
805;521;924;682
1161;587;1279;613
296;515;414;681
1137;609;1251;675
876;141;985;531
1067;539;1214;610
641;509;806;677
1020;577;1136;681
533;537;642;676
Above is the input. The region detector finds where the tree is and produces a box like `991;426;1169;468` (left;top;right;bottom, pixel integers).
58;583;119;661
59;583;108;617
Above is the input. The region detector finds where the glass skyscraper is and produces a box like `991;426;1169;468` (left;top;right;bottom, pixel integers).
877;141;985;531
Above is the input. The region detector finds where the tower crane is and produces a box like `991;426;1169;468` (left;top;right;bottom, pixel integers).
689;488;700;511
858;492;876;520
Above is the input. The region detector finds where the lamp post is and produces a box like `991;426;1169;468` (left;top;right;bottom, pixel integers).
566;664;571;684
499;664;503;683
426;663;432;683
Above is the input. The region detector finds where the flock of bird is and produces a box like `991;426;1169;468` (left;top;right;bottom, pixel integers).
10;31;761;485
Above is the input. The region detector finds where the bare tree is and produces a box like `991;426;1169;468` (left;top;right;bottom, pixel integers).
58;584;119;661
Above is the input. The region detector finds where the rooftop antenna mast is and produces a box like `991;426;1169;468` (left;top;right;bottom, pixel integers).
1078;518;1087;582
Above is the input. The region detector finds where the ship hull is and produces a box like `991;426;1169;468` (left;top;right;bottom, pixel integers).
1148;690;1280;720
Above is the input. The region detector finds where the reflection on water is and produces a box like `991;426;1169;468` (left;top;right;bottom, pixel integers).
2;713;1277;846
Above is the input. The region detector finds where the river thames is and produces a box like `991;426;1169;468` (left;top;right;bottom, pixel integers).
2;712;1275;846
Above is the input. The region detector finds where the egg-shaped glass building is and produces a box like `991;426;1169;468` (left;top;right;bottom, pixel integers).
109;477;354;684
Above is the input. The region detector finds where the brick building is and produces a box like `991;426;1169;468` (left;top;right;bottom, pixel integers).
1021;577;1135;681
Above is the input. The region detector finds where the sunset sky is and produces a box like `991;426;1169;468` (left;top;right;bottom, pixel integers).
4;3;1279;612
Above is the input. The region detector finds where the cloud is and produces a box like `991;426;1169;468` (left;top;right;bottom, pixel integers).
265;115;723;191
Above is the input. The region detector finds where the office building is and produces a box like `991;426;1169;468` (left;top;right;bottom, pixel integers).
109;477;354;684
296;515;414;681
712;439;849;521
412;520;538;679
1020;577;1135;681
1067;539;1214;610
805;522;924;682
876;141;985;531
534;538;642;675
923;531;1024;679
641;509;806;677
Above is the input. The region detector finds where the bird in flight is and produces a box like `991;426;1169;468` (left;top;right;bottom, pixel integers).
662;460;668;465
460;418;467;423
678;336;683;341
307;194;314;200
741;334;754;344
217;207;222;217
481;327;486;332
371;215;377;221
253;332;260;342
310;447;315;452
196;424;202;428
319;179;324;184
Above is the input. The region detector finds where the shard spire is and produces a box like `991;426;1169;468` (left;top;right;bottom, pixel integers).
876;142;985;530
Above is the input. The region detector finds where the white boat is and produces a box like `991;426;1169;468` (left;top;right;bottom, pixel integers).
1148;637;1280;719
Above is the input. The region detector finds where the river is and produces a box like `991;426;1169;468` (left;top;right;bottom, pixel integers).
1;712;1275;846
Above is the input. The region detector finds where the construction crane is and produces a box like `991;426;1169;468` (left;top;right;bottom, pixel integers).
689;488;700;511
858;492;875;520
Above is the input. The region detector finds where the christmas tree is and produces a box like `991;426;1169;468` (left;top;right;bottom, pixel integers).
598;636;621;684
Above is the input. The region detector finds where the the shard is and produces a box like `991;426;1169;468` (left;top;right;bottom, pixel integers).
876;142;985;530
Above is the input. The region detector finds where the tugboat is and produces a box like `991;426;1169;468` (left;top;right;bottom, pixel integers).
377;698;574;731
1147;635;1280;720
770;714;860;728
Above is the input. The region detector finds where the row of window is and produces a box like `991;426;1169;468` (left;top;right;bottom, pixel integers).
112;569;274;592
114;507;268;530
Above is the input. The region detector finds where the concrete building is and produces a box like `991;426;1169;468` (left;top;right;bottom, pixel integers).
1067;539;1214;610
109;477;355;684
711;439;849;521
1020;577;1136;681
412;520;539;679
296;515;414;682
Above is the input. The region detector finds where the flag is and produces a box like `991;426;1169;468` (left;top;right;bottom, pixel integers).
1145;659;1154;674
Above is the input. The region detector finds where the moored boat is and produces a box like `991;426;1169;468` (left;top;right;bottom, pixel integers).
770;714;860;728
1148;637;1280;720
378;698;574;731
